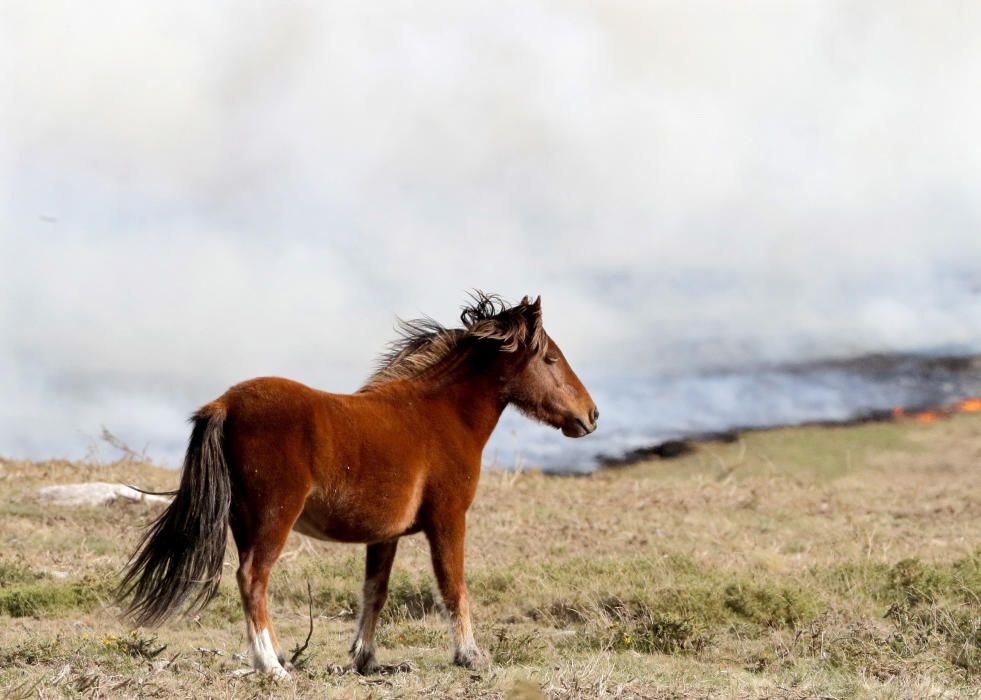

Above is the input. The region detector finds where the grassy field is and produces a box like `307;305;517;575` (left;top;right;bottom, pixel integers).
1;415;979;699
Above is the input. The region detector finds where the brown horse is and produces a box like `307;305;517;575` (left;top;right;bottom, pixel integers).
117;293;598;677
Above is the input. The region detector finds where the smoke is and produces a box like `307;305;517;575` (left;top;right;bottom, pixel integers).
2;1;980;463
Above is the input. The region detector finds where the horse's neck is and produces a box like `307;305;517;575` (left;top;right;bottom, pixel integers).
417;370;506;450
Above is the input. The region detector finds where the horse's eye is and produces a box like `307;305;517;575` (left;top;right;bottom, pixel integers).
544;355;558;365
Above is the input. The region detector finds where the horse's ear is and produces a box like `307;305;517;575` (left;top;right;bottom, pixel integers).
526;295;544;350
525;297;545;340
526;295;542;320
519;295;531;306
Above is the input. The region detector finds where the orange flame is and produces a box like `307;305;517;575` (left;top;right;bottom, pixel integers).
956;398;981;413
891;397;981;424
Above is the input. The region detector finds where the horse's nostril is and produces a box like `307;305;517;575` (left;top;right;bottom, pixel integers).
590;406;600;424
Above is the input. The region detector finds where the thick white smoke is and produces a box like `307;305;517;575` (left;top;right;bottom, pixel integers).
2;2;980;463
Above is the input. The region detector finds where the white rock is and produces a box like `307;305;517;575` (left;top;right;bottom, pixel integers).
37;482;171;507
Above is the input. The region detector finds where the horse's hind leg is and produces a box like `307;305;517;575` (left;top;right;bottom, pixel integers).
232;493;305;678
235;549;286;677
350;539;399;673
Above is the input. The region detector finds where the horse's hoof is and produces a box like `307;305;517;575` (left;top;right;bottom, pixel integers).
353;658;380;675
229;665;289;680
351;640;379;675
269;665;291;681
453;647;489;672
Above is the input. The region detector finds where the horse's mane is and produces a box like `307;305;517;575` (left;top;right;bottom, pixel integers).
361;291;545;390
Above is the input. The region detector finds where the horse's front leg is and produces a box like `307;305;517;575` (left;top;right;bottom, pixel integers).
425;513;487;671
350;539;399;673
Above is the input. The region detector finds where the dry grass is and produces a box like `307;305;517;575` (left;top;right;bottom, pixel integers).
1;415;979;699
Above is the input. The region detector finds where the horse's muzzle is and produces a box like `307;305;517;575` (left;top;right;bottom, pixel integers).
562;406;599;438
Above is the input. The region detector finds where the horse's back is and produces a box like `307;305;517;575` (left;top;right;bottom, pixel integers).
220;376;349;430
222;375;322;408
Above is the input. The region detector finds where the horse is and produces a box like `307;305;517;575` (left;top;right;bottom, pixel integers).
117;292;598;677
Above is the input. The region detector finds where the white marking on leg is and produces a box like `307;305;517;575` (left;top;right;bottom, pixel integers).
351;635;370;660
351;614;378;671
351;570;386;671
450;594;485;669
456;594;474;643
250;626;288;678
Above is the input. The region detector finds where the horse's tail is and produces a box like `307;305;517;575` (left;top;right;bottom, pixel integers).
116;403;231;628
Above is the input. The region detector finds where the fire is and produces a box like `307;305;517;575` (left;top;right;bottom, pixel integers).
956;398;981;413
891;397;981;424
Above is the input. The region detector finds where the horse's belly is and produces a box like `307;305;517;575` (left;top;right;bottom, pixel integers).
293;477;423;544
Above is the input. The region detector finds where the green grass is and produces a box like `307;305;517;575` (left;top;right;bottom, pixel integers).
0;574;112;618
0;415;979;698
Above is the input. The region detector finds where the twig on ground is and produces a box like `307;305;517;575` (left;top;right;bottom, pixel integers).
290;580;315;668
